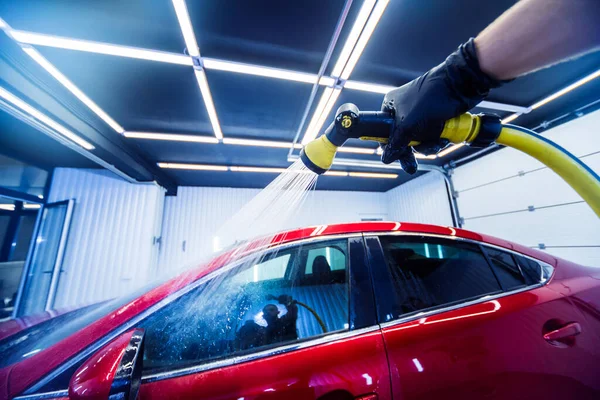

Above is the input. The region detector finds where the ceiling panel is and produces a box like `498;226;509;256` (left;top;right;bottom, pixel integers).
0;0;184;53
37;47;211;134
208;70;312;141
188;0;347;72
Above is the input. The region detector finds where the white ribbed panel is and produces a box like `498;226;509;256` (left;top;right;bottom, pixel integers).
48;168;165;308
159;188;388;271
386;171;453;226
453;109;600;267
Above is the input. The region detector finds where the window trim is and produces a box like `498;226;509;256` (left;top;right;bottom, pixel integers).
22;233;363;397
365;232;554;327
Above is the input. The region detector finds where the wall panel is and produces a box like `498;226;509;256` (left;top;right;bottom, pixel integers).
48;168;164;308
453;110;600;267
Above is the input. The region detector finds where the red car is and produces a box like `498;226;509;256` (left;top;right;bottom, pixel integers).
1;221;599;400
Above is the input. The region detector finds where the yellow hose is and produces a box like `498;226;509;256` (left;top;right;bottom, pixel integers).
497;126;600;217
296;301;328;334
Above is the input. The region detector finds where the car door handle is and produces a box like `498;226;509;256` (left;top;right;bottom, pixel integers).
543;322;582;341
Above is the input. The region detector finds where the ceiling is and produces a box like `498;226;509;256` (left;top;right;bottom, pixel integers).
0;0;599;192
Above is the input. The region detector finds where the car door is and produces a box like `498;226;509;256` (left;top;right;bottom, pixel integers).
365;233;599;400
134;235;390;400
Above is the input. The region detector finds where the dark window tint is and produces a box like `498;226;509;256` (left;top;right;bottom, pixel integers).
139;239;350;374
485;248;526;290
379;236;502;317
515;255;543;285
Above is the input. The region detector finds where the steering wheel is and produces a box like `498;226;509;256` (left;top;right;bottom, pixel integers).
266;294;328;333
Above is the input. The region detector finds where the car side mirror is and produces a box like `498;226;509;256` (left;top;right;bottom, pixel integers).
69;328;145;400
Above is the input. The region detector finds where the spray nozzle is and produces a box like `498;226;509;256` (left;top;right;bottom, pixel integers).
300;103;395;174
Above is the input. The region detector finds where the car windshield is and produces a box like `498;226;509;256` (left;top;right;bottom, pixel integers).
0;279;163;369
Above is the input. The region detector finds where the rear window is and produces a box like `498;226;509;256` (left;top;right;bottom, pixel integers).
485;248;527;290
379;236;502;318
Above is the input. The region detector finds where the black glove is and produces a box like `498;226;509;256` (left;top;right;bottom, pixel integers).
381;38;508;174
277;295;293;306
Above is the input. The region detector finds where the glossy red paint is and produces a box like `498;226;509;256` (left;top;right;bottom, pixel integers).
69;330;134;400
0;307;75;341
382;284;600;399
1;221;597;399
138;330;391;400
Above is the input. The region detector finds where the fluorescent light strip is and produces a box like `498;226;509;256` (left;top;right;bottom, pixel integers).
323;171;349;177
23;204;42;209
331;0;377;77
172;0;200;57
10;30;192;66
337;146;376;154
22;47;125;134
301;87;334;145
124;132;219;143
194;69;223;140
328;157;404;170
437;143;465;157
344;80;394;94
349;172;397;179
478;100;530;114
340;0;390;80
501;68;600;125
307;88;343;144
0;87;94;150
203;58;335;86
157;163;228;171
125;133;378;155
223;138;302;149
229;166;288;173
415;153;437;160
501;113;520;124
158;162;399;178
0;204;15;211
531;69;600;110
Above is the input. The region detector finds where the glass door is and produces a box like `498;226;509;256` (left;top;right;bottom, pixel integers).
15;200;74;316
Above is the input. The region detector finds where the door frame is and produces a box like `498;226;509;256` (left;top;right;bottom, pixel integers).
44;199;75;310
12;199;75;317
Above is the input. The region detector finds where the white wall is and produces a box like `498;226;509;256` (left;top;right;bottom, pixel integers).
386;171;454;226
158;173;454;272
48;168;164;308
453;109;600;267
158;187;388;271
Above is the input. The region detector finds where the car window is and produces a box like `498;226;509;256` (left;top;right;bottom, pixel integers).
514;255;545;285
305;245;346;273
139;239;349;374
379;236;502;319
484;247;527;290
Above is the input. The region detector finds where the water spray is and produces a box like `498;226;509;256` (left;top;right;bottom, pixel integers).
299;103;600;217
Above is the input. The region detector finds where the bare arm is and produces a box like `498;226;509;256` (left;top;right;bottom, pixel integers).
475;0;600;80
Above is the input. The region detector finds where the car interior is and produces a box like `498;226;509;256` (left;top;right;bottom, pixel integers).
141;240;350;373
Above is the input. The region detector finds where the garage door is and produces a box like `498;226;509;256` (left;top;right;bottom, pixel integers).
452;110;600;267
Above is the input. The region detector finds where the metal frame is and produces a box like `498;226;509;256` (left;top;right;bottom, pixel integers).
362;231;553;329
10;203;44;319
12;199;74;317
44;199;74;310
0;186;45;205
